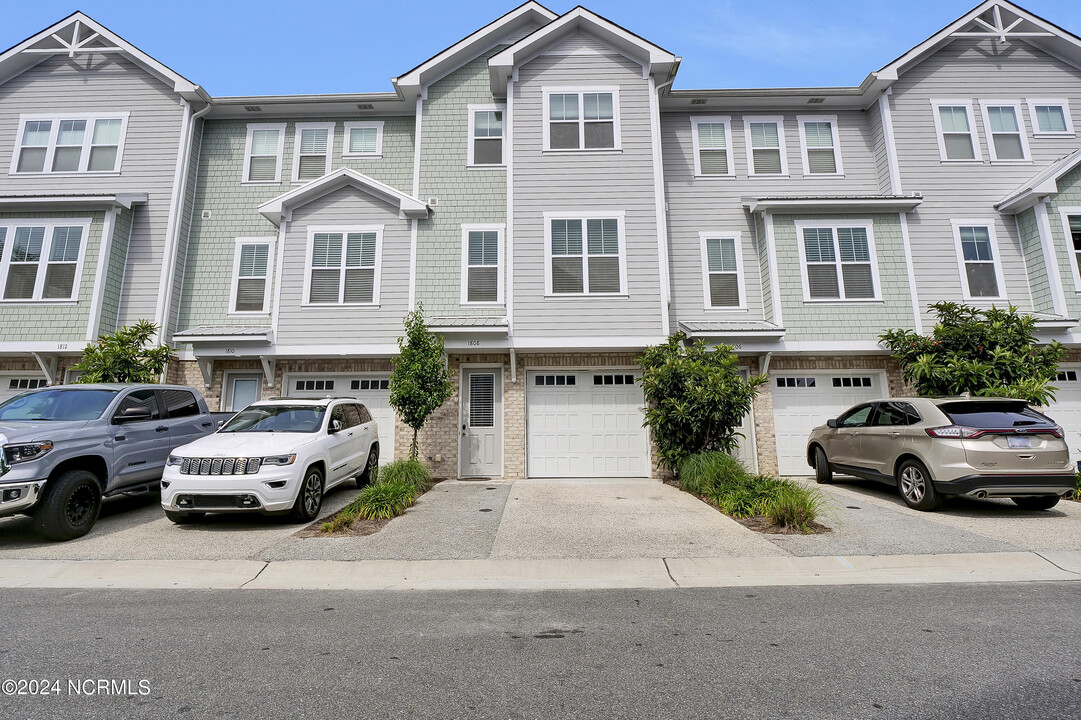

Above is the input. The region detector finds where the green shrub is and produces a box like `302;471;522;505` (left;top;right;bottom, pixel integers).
377;459;433;493
767;483;827;531
356;480;416;520
1072;472;1081;500
678;452;750;495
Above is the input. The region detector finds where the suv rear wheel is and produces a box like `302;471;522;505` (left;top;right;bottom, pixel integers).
813;446;832;484
896;459;942;511
1011;496;1060;511
33;470;103;541
357;446;379;488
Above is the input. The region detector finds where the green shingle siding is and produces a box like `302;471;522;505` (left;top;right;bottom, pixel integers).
1045;166;1081;318
1016;207;1054;314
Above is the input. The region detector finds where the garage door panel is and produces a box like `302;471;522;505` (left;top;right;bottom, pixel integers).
0;376;49;403
287;375;395;459
1047;367;1081;466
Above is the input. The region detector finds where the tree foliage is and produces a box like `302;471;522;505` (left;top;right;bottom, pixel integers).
639;332;766;472
389;305;455;460
879;302;1065;405
71;320;175;384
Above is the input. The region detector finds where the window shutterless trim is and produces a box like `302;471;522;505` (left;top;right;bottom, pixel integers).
228;237;276;316
0;217;92;303
794;219;881;303
796;114;844;177
9;113;129;176
698;231;746;310
929;99;982;162
467;104;506;167
689;115;733;178
542;210;627;296
301;225;383;307
1026;98;1075;136
743;115;789;176
979;100;1031;162
342;121;384;158
292;122;336;183
460;223;506;305
1058;206;1081;292
541;87;622;152
950;219;1007;302
241;122;286;184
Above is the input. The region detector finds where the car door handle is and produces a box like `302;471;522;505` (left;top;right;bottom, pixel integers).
114;435;126;442
201;422;212;427
155;426;169;433
888;432;901;437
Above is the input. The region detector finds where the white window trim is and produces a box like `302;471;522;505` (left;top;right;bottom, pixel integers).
227;237;276;316
979;100;1031;163
302;225;384;307
541;87;622;153
342;121;384;158
690;115;733;178
743;115;789;176
9;113;130;176
221;371;265;412
0;217;92;304
794;219;882;303
930;99;983;163
950;219;1008;302
1058;206;1081;292
459;223;506;305
542;210;628;297
241;122;286;184
698;231;746;311
467;104;506;167
1026;98;1075;137
796;114;844;177
292;122;336;183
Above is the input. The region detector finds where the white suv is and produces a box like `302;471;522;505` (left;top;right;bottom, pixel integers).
160;398;379;524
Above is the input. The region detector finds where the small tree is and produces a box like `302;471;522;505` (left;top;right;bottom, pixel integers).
639;332;766;473
390;306;455;460
71;320;176;384
879;302;1066;405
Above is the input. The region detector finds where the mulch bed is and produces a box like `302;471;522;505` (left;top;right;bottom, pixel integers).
295;515;389;538
732;516;832;535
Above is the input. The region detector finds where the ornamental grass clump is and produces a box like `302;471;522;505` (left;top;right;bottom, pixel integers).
377;459;433;494
767;483;828;531
356;480;417;520
678;451;750;496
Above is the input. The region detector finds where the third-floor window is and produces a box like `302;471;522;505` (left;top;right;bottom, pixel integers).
293;123;334;182
545;89;619;151
11;114;128;174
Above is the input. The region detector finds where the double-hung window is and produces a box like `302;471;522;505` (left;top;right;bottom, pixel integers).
243;123;285;183
0;220;89;301
690;116;732;176
952;222;1004;300
1061;209;1081;290
981;103;1029;161
797;222;878;301
744;116;787;175
230;239;274;314
305;228;381;305
461;225;504;304
546;215;624;295
1028;100;1073;136
797;116;842;175
11;114;128;174
545;89;619;150
343;121;383;158
932;101;980;161
468;106;504;166
293;123;334;182
700;233;743;308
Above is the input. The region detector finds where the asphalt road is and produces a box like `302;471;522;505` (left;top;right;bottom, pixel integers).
1;583;1078;719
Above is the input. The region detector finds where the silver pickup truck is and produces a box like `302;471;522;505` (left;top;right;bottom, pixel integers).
0;384;223;541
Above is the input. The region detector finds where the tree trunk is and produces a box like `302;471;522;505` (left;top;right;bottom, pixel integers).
410;428;419;461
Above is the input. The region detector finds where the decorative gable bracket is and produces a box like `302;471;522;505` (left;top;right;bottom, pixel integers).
949;4;1054;42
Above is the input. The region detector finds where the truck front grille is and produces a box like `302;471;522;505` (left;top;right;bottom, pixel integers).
179;457;262;475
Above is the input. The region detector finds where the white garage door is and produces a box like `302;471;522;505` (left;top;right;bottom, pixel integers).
527;370;650;478
772;372;882;476
0;375;48;403
1045;368;1081;466
286;375;395;460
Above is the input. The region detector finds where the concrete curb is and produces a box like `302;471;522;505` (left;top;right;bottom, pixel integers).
0;552;1077;591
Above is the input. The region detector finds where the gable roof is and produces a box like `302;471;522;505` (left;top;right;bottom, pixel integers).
0;12;208;101
996;148;1081;213
488;5;680;97
258;168;429;226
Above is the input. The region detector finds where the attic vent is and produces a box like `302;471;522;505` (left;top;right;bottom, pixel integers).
806;97;826;104
244;105;263;112
356;103;374;110
690;98;707;105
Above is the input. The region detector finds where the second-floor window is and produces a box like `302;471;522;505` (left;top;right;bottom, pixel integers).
932;102;979;161
306;229;381;305
952;222;1004;300
230;239;273;314
798;116;842;175
461;225;503;303
547;216;624;295
294;123;334;182
468;107;504;166
691;116;731;176
798;223;878;301
1063;211;1081;289
745;116;787;175
243;123;285;183
546;89;619;150
0;221;88;301
700;234;743;308
981;103;1028;161
12;115;127;174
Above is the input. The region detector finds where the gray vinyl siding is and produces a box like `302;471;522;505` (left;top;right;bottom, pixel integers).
97;206;134;337
1016;207;1053;314
177;116;415;331
866;99;893;195
0;53;187;330
772;213;916;341
888;38;1081;321
511;31;664;339
274;186;411;346
1044;166;1081;318
169;117;203;336
755;214;773;324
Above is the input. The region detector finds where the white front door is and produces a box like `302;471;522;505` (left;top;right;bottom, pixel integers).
461;370;502;477
228;374;263;412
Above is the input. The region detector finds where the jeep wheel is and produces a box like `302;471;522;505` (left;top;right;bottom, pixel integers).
357;446;379;487
164;510;205;524
896;459;942;511
33;470;102;541
291;466;324;522
1011;495;1060;511
813;446;832;484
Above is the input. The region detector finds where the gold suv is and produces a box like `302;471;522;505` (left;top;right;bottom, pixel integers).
806;397;1076;511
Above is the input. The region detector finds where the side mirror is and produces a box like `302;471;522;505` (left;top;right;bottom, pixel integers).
329;419;343;434
826;418;839;429
117;406;153;423
217;420;225;429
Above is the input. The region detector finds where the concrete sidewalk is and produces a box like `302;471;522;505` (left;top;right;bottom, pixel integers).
2;550;1078;591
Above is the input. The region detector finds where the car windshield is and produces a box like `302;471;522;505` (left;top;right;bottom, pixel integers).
0;389;120;422
939;401;1055;428
219;405;325;433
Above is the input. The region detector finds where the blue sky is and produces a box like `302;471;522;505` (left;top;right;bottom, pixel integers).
5;1;1081;96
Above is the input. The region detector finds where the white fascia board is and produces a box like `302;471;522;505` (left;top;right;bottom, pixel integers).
0;194;147;209
996;148;1081;213
742;197;923;214
258;168;429;226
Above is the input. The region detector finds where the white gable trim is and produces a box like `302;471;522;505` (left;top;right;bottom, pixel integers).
258;168;429;226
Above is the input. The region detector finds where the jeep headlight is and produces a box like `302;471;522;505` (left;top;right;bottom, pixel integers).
3;441;54;464
261;454;297;467
166;455;184;466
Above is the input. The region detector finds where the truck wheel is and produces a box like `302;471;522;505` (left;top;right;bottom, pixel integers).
164;510;205;524
357;446;379;487
291;466;324;523
1011;496;1060;511
33;470;102;541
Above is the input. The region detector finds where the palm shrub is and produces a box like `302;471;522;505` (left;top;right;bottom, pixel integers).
356;480;417;520
377;459;433;493
71;320;175;383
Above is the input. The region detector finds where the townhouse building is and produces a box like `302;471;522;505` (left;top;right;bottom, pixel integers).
2;1;1081;478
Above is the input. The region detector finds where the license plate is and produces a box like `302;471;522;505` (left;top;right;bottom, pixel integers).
1008;436;1033;449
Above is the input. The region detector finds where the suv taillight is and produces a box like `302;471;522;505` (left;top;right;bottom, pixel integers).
926;425;967;438
926;425;1062;439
